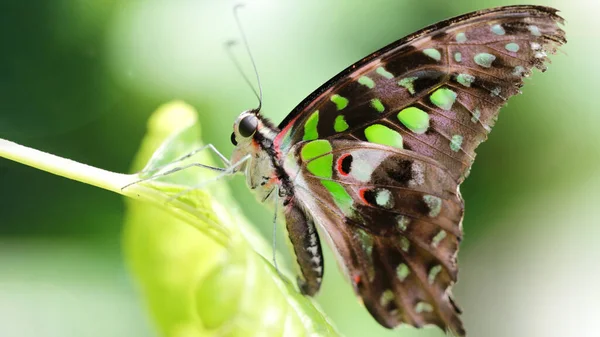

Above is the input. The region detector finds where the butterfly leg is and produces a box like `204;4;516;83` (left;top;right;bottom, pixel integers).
121;162;227;190
122;144;231;190
283;199;324;296
270;185;287;282
147;144;230;173
165;154;251;201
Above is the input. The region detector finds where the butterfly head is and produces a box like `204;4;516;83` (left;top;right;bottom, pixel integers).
230;109;259;147
230;109;277;171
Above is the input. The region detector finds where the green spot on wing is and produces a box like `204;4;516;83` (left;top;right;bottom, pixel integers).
456;73;475;87
455;32;467;43
400;237;410;252
474;53;496;68
358;76;375;89
334;115;349;132
380;290;394;307
375;189;392;207
356;229;373;255
396;263;410;282
302;111;319;141
513;65;526;76
454;52;462;62
302;140;334;178
331;94;349;110
376;66;394;79
430;88;457;110
397;77;417;95
396;215;410;231
490;87;501;97
321;180;354;216
307;155;333;178
528;25;542;36
471;108;481;123
450;134;463;152
432;230;447;247
423;195;442;217
370;98;385;113
505;42;520;52
397;107;429;134
423;48;441;61
428;265;442;284
491;24;505;35
301;139;332;161
364;124;403;149
355;228;375;281
415;302;433;313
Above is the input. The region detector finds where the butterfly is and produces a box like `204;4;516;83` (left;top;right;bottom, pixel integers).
225;5;565;336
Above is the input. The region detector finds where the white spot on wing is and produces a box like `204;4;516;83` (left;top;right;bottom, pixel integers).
409;162;425;187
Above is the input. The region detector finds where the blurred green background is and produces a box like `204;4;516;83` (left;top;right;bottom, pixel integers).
1;0;598;336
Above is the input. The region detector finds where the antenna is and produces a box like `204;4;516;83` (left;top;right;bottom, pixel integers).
225;40;261;110
232;3;263;112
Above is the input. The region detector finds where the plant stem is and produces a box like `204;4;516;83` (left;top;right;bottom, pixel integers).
0;138;229;245
0;138;135;192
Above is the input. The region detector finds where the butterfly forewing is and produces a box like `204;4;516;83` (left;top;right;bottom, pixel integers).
277;5;566;182
270;5;565;336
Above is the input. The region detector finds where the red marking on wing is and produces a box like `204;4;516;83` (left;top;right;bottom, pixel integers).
336;153;351;176
358;188;369;205
273;114;301;154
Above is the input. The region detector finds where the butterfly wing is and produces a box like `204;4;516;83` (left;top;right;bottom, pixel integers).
275;5;566;183
286;139;465;333
275;5;566;335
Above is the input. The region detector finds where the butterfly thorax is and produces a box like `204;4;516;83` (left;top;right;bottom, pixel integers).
230;110;293;205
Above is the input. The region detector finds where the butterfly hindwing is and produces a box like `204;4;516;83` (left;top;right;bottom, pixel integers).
284;139;464;334
275;5;565;182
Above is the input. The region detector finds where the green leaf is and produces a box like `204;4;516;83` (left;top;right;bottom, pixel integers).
0;100;340;337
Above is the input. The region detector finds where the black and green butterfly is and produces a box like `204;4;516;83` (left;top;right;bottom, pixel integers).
225;5;565;336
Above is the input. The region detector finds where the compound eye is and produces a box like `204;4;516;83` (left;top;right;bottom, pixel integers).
230;132;238;146
239;115;258;138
